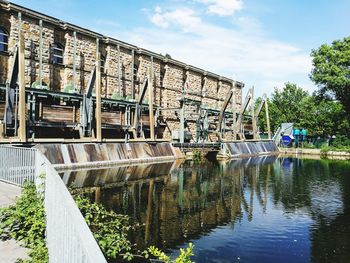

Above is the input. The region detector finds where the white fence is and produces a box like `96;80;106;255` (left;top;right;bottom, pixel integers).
0;145;36;185
0;145;107;263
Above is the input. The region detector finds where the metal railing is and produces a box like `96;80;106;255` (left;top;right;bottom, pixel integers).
0;145;36;185
0;145;107;262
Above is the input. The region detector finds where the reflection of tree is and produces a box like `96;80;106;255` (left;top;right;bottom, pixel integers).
309;161;350;263
269;158;350;263
269;158;332;211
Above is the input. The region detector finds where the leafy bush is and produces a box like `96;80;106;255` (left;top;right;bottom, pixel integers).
0;182;48;263
302;142;316;149
75;195;195;262
147;243;194;263
330;135;350;148
321;146;350;153
0;182;195;263
75;195;135;261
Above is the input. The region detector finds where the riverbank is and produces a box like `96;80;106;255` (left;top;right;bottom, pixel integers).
279;147;350;159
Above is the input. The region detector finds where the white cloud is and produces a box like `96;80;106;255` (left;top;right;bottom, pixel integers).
196;0;243;16
98;5;314;97
150;7;202;32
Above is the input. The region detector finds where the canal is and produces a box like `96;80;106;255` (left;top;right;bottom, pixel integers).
60;156;350;263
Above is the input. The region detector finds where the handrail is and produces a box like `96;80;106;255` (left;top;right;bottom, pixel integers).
0;145;107;262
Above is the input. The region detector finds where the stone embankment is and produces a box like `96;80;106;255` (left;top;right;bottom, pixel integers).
279;148;350;159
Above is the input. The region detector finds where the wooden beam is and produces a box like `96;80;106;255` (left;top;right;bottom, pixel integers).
235;88;252;140
217;89;233;141
251;87;257;140
148;67;155;141
18;29;26;142
232;82;237;140
39;20;43;89
95;45;102;142
265;97;271;139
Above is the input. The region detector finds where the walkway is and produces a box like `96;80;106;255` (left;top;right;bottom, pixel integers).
0;181;29;263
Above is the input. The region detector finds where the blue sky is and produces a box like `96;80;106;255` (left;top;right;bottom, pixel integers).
11;0;350;97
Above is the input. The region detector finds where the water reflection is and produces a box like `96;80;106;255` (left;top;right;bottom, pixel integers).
61;157;350;263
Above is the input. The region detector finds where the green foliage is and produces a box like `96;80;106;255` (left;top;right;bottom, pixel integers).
331;134;350;148
320;146;350;153
256;82;349;137
0;182;48;263
148;246;170;262
148;243;194;263
192;151;202;163
256;83;308;133
74;195;135;261
302;142;316;149
75;195;195;262
310;37;350;115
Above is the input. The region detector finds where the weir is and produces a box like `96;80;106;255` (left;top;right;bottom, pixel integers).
35;142;181;170
33;140;279;170
222;140;279;157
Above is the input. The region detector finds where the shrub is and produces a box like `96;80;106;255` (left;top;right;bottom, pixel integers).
0;182;48;263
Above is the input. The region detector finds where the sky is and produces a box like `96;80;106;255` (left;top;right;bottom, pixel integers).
10;0;350;97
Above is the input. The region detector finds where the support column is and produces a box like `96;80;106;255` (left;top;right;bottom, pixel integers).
179;99;184;144
95;39;102;142
251;87;257;140
73;31;77;90
148;66;155;141
117;45;122;97
18;27;26;142
232;82;237;141
39;20;43;88
265;97;271;139
131;49;135;99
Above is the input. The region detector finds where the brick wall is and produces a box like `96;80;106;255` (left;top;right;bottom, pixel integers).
0;3;243;141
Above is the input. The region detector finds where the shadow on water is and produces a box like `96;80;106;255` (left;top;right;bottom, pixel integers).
60;157;350;263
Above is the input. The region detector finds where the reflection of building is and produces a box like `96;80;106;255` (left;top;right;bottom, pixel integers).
63;156;277;251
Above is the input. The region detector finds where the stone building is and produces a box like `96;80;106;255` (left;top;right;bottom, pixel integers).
0;1;243;141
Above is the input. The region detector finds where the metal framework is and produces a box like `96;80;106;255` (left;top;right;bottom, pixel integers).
0;35;163;143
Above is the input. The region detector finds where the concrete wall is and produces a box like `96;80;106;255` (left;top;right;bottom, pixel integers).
0;1;243;140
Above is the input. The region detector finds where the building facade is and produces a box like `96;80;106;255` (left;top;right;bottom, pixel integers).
0;1;243;141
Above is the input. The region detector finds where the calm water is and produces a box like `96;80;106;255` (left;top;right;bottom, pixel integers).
61;156;350;263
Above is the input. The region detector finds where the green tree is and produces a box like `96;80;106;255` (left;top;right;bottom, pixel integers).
257;83;309;133
310;37;350;115
256;83;349;136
